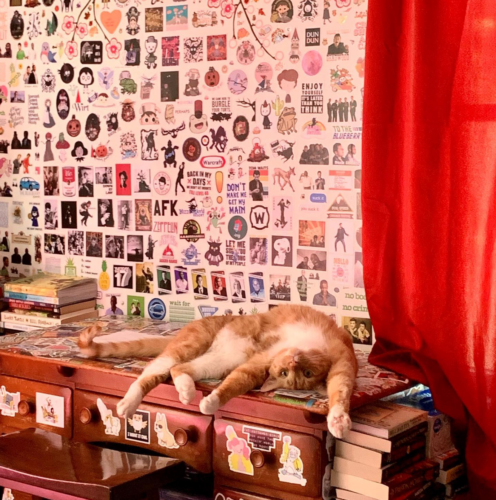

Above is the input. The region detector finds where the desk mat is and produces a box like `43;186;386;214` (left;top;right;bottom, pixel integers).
0;315;412;415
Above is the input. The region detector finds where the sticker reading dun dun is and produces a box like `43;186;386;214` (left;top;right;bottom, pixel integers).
225;425;254;476
278;436;307;486
97;398;121;436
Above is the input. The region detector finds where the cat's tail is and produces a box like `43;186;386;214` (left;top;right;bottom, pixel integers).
78;324;174;359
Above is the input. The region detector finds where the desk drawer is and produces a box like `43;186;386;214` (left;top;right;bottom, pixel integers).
214;486;278;500
74;390;213;473
213;419;323;498
0;375;72;437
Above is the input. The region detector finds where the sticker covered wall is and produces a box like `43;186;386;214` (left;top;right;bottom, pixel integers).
1;0;371;348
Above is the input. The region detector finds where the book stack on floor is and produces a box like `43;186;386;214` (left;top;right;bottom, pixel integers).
331;401;445;500
1;273;98;332
384;387;469;499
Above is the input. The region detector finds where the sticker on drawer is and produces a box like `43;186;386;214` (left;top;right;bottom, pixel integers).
278;436;307;487
36;393;65;429
97;398;122;437
126;409;151;444
0;386;20;417
154;412;179;449
242;425;281;452
2;488;14;500
225;425;254;476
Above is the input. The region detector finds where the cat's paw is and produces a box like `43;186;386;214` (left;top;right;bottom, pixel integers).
327;404;351;439
173;373;196;405
199;391;220;415
116;383;142;418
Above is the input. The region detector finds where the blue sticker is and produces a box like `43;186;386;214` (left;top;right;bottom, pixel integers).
198;306;218;317
310;193;327;203
148;298;166;320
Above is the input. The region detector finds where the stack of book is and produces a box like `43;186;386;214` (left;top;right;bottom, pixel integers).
331;401;444;500
433;448;468;498
1;273;98;331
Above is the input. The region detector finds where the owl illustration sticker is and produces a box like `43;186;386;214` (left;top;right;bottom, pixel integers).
125;409;150;444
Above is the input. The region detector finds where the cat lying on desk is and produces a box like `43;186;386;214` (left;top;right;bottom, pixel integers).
78;304;357;438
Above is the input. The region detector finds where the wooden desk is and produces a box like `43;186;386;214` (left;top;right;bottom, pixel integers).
0;316;412;500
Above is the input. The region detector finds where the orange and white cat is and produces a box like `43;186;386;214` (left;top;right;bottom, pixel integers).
79;305;358;438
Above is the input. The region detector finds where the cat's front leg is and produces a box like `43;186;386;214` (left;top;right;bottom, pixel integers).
325;351;357;439
199;354;270;415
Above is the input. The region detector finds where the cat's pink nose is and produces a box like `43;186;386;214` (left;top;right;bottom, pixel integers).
288;355;299;368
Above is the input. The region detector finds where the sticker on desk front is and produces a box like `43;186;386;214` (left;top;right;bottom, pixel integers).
242;425;281;452
0;386;20;417
278;436;307;487
225;425;254;476
2;488;14;500
154;412;179;449
126;409;150;444
97;398;121;437
36;393;65;428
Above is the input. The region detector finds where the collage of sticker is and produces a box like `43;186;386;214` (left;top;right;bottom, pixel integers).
0;0;371;347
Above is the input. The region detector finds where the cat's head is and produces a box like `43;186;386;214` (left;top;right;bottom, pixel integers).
260;347;331;393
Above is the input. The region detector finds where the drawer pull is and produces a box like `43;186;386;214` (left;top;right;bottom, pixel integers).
251;450;265;468
79;407;95;425
174;428;189;447
57;365;76;377
18;400;34;416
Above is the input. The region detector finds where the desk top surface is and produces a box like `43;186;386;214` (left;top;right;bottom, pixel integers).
0;315;412;415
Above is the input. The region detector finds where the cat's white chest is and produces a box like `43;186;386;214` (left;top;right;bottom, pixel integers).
271;322;327;353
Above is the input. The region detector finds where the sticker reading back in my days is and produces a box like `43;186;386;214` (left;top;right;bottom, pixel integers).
242;425;281;452
36;392;65;429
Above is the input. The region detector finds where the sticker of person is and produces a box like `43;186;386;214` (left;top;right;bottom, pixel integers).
144;36;158;70
225;425;254;476
278;436;307;486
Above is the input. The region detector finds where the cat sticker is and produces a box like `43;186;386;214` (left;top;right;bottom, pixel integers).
154;412;179;449
97;398;121;437
0;385;20;417
35;393;64;428
278;435;307;486
225;425;254;476
125;409;150;444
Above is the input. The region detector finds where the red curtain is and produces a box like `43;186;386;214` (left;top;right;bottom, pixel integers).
363;0;496;496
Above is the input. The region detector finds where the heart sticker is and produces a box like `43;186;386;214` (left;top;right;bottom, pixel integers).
101;10;122;35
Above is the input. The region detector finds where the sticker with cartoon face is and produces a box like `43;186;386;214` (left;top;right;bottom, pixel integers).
78;67;95;92
189;100;208;134
126;410;150;444
154;413;179;449
271;0;294;23
153;171;172;196
278;436;307;486
225;425;254;475
204;66;220;89
139;103;159;126
59;63;75;84
67;115;82;138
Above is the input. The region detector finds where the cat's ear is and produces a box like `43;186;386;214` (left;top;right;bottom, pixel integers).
259;376;280;393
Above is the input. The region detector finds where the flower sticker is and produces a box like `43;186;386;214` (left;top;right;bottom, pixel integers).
105;38;122;60
76;23;89;39
62;16;76;35
64;41;78;60
208;0;222;7
221;0;235;18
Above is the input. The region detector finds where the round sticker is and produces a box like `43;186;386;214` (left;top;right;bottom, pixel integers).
59;64;75;84
236;41;256;65
183;137;201;162
302;50;323;76
182;220;203;242
153;172;172;196
56;89;70;120
10;11;24;40
233;116;249;142
228;69;248;95
148;299;166;320
228;216;248;240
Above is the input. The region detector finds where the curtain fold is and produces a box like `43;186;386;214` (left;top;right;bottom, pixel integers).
363;0;496;496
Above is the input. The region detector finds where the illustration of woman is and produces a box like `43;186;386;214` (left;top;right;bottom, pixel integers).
43;133;54;162
225;426;254;476
271;0;293;23
79;201;92;226
43;99;56;128
278;436;307;486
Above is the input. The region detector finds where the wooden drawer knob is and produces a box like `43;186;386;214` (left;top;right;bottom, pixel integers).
18;400;33;416
174;428;189;447
57;365;76;377
251;450;265;468
79;407;95;425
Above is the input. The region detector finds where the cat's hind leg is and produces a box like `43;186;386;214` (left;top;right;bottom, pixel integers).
117;321;219;417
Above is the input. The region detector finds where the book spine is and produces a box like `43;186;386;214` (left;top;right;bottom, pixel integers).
381;450;425;482
4;292;59;304
391;423;428;449
390;474;430;499
436;464;465;485
5;285;58;297
384;439;426;465
7;299;59;312
10;309;60;318
1;312;62;326
390;463;440;498
389;415;428;439
2;321;39;332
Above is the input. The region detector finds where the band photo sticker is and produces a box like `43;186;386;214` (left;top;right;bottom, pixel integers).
229;272;246;303
296;249;327;273
298;220;325;248
86;232;103;258
126;409;150;444
68;231;84;256
192;268;209;299
127;295;145;317
174;265;189;294
36;393;65;429
342;316;373;348
211;270;228;300
117;200;133;231
105;235;125;259
332;142;360;166
269;274;291;301
0;385;20;417
249;237;268;266
157;265;173;295
249;273;265;302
